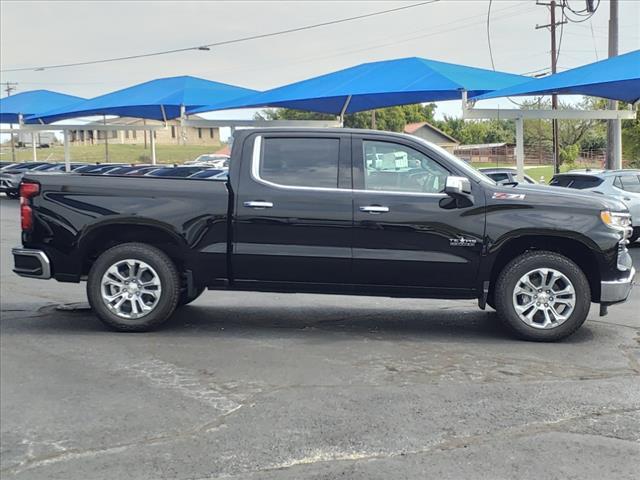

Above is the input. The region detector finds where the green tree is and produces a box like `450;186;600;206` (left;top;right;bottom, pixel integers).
518;97;609;164
256;103;437;132
435;116;513;144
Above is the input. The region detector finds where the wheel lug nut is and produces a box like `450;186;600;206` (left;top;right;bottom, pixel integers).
536;302;540;306
544;303;548;307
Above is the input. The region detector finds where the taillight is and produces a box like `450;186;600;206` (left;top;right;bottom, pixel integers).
20;181;40;232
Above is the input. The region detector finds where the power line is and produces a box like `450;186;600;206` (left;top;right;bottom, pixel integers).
0;1;439;73
486;0;528;107
590;21;600;60
192;2;531;80
561;0;601;23
486;0;496;70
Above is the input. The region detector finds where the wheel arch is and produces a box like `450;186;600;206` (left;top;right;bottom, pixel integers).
487;233;602;303
78;219;189;276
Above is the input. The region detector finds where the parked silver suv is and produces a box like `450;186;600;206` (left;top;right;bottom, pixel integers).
550;169;640;242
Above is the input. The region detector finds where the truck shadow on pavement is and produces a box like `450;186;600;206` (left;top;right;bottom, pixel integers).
2;302;597;344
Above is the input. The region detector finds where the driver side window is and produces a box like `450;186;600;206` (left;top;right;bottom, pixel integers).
362;140;449;194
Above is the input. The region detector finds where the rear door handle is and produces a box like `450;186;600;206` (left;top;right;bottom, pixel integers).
244;201;274;209
359;205;390;214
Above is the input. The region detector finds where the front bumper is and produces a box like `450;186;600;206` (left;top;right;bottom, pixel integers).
12;248;52;279
601;267;635;304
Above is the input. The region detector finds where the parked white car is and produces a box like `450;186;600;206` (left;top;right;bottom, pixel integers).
550;169;640;242
185;154;229;168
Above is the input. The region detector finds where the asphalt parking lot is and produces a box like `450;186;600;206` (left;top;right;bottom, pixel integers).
1;195;639;480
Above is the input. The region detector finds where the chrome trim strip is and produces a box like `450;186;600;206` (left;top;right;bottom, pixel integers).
250;135;448;198
360;205;390;213
244;201;274;209
11;247;51;279
600;267;635;303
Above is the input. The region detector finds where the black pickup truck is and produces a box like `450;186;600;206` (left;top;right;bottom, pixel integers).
12;128;635;341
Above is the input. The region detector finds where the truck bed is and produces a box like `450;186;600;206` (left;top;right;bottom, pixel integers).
22;172;230;284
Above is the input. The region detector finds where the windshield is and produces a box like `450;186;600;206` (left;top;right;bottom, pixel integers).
190;169;224;178
415;139;496;185
149;167;204;177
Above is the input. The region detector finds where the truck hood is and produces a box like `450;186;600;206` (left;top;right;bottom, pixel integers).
492;183;629;213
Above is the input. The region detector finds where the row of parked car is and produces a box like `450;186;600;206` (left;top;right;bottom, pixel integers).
2;159;638;242
0;154;230;199
480;167;640;243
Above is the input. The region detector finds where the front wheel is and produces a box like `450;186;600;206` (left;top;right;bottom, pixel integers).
494;251;591;341
87;243;180;331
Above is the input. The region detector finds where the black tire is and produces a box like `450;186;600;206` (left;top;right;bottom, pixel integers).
494;251;591;341
629;228;639;244
87;243;180;331
177;286;205;306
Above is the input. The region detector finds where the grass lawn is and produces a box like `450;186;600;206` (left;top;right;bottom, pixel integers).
1;143;223;164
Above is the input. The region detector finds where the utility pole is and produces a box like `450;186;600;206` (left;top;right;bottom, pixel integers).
606;0;621;169
2;82;18;163
536;1;566;173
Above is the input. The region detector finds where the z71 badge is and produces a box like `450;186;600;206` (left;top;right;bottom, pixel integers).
492;192;526;200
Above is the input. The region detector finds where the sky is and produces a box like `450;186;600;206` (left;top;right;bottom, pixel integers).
1;0;639;128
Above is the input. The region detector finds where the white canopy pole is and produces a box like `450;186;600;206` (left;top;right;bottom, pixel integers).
515;117;525;182
150;129;157;165
63;129;71;172
31;133;37;161
160;105;168;124
339;95;352;126
180;104;187;145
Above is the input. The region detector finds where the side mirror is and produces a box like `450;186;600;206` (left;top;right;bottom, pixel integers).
444;176;472;195
443;176;473;208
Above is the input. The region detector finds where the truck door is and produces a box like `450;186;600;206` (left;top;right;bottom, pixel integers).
351;135;484;295
233;132;352;286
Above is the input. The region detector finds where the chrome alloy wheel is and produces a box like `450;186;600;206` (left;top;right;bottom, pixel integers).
512;268;576;329
100;259;162;319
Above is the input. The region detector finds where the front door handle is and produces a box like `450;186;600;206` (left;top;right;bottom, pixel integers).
244;201;274;209
359;205;390;214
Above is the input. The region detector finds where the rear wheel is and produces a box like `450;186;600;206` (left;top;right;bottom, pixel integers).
494;251;591;341
87;243;180;331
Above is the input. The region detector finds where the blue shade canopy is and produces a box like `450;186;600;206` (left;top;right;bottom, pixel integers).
27;76;258;124
475;50;640;103
190;57;528;115
0;90;84;123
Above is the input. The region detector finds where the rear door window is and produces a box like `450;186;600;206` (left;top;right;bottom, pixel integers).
261;137;339;189
550;175;603;189
617;175;640;193
487;172;510;183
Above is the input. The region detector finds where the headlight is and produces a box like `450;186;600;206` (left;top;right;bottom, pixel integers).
600;210;632;238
